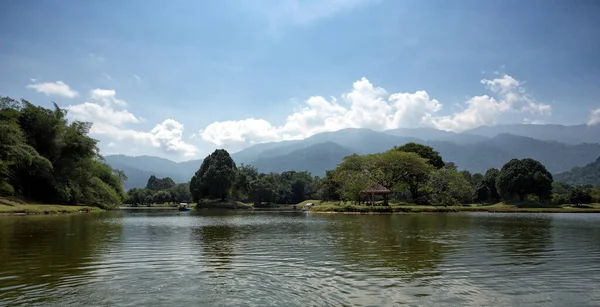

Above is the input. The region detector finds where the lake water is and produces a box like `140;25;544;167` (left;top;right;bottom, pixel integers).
1;210;600;306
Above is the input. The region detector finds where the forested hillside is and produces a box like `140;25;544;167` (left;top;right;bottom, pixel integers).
555;157;600;186
107;128;600;187
0;97;126;208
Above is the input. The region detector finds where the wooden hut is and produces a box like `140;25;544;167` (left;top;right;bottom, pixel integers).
361;184;392;206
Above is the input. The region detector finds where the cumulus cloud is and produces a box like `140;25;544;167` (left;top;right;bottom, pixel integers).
65;90;197;158
588;109;600;126
199;74;552;150
90;89;127;107
27;81;79;98
67;102;139;126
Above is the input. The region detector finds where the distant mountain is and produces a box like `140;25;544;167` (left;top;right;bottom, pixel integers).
237;128;418;161
384;127;489;144
105;125;600;188
465;124;600;145
250;142;355;177
555;156;600;186
104;155;201;189
232;130;600;175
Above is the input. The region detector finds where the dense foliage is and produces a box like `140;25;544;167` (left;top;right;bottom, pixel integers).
0;97;126;208
125;180;192;205
393;142;445;169
130;146;600;209
190;149;238;201
496;158;553;201
554;156;600;186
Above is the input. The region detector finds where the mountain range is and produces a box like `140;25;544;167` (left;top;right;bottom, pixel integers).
105;124;600;189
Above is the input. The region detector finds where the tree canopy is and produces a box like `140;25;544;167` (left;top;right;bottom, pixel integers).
0;96;125;208
190;149;237;201
393;142;445;169
333;149;434;202
496;158;553;201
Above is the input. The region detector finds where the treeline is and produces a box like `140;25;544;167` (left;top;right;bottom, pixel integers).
0;97;126;208
126;143;600;208
321;142;600;206
185;143;600;207
125;175;192;205
188;149;320;206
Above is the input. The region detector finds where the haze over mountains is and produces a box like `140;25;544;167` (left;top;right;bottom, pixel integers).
105;124;600;189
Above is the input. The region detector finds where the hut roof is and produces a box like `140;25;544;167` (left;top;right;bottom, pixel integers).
361;184;391;194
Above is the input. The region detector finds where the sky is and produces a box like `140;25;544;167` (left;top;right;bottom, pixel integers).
1;0;599;161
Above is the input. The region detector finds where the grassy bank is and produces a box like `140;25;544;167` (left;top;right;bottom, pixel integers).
306;200;600;214
0;197;102;215
195;200;253;210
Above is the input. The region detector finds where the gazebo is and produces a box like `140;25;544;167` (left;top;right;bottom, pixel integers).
361;184;392;206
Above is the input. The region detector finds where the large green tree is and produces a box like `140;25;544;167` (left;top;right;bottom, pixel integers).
335;150;434;201
496;158;553;201
428;168;473;206
474;168;500;202
393;142;445;169
190;149;237;201
0;96;125;207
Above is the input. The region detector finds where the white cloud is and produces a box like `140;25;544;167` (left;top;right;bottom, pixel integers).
588;109;600;126
27;81;79;98
199;74;552;150
430;95;509;131
90;88;127;107
67;102;139;126
432;75;551;131
65;90;198;158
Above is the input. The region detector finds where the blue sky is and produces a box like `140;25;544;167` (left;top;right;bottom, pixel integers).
1;0;599;161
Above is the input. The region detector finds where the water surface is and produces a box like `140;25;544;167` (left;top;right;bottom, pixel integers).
1;211;600;306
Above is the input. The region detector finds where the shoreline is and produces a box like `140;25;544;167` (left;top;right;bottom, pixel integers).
0;198;103;216
307;207;600;214
308;209;600;214
0;208;101;216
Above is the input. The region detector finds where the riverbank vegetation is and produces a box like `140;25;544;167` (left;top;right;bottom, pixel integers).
183;143;600;211
0;97;126;209
0;197;101;214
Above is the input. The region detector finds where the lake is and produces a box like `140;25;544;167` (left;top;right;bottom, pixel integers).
1;210;600;306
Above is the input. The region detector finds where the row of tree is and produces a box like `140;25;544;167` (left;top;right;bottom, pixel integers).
125;175;192;205
185;143;600;207
0;97;126;208
188;149;321;206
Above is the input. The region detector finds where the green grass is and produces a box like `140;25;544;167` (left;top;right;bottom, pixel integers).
195;200;253;210
0;197;102;215
307;200;600;214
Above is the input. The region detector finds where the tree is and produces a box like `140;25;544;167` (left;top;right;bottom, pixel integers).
317;170;341;201
568;186;593;205
393;142;445;169
0;96;125;207
146;175;176;191
335;150;434;202
496;158;553;201
444;162;458;171
552;181;572;195
475;168;500;203
428;169;473;206
190;149;237;201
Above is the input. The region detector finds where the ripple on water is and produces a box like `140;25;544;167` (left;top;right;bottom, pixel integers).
2;212;600;306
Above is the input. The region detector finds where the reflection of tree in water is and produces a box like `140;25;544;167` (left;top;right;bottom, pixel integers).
194;223;238;271
325;214;469;282
0;213;122;304
479;215;553;260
